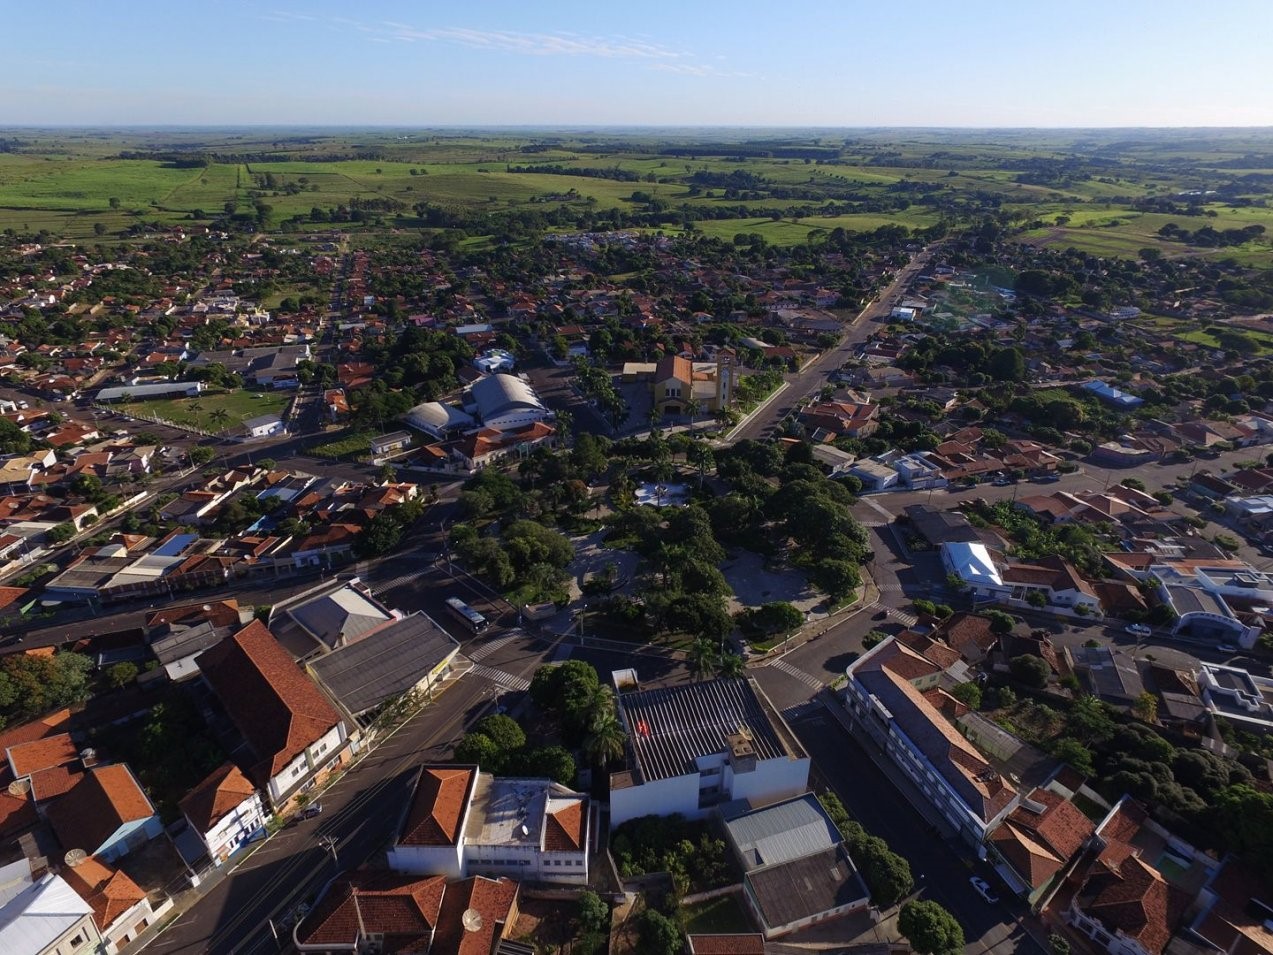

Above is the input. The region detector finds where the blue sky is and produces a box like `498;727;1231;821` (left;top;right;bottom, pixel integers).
5;0;1273;127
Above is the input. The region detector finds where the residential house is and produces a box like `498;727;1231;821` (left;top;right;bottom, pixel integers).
0;869;104;955
609;677;809;828
687;935;765;955
1066;798;1216;955
196;620;353;810
369;431;413;457
242;413;286;439
45;764;163;863
847;458;899;491
63;856;161;954
942;541;1010;600
987;784;1096;909
1001;556;1102;615
1180;860;1273;955
387;765;589;885
1071;646;1147;709
841;638;1018;852
1196;663;1273;733
179;762;270;865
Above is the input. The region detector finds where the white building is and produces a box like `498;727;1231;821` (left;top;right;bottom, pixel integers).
0;868;103;955
96;381;204;403
180;762;270;865
841;638;1018;852
609;677;809;828
1197;663;1273;733
942;541;1009;600
241;413;286;440
387;765;589;884
402;401;476;440
465;374;552;432
473;348;516;374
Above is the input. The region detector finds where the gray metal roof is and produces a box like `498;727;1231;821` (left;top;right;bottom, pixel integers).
723;794;840;871
287;585;394;650
618;678;791;783
150;621;231;665
308;613;459;717
743;845;868;931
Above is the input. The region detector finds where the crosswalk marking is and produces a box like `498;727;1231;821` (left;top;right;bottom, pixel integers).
889;609;920;627
467;633;521;662
768;658;824;690
469;664;531;691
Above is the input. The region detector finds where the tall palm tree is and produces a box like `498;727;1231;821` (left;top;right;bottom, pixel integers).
687;638;718;681
583;712;627;769
717;652;746;680
209;408;231;433
685;395;701;434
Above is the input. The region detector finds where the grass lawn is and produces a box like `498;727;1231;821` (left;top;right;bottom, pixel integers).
680;894;753;935
119;389;290;433
309;428;376;459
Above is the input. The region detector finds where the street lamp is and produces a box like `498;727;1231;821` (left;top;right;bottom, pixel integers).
318;834;338;868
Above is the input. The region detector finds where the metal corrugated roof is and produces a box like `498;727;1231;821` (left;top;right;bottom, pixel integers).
724;794;839;871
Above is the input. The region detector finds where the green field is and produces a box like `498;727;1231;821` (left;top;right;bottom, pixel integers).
119;390;290;432
2;128;1273;261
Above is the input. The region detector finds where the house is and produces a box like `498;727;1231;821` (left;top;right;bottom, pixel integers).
987;784;1096;909
936;613;998;665
1196;663;1273;732
1071;646;1146;709
450;421;556;473
180;762;270;865
1182;859;1273;955
904;504;981;547
473;348;516;374
1066;797;1216;955
387;765;589;885
308;613;461;723
45;764;163;863
687;935;765;955
609;677;809;828
0;868;104;955
369;431;413;457
1083;380;1144;409
722;793;870;938
942;541;1009;600
269;580;398;657
242;413;286;439
1001;556;1102;614
808;443;856;476
196;620;353;809
841;638;1018;852
63;856;161;954
847;458;898;491
293;870;521;955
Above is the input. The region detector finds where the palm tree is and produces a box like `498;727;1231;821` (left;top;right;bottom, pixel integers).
685;395;701;435
209;408;231;433
553;408;573;449
583;712;627;769
687;638;718;681
717;652;746;679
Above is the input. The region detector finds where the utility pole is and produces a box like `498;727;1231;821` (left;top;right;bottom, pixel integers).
318;834;338;868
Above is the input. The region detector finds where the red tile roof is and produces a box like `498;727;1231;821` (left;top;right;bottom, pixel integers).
431;875;518;955
1085;856;1188;955
398;766;476;847
196;620;342;785
46;764;155;856
543;799;586;852
62;856;146;929
30;764;83;802
295;870;445;950
179;762;257;834
7;732;78;778
687;934;766;955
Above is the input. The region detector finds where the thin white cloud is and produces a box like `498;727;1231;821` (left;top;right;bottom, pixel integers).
649;62;756;79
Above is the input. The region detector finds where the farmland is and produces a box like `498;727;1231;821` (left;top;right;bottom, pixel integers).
0;128;1271;259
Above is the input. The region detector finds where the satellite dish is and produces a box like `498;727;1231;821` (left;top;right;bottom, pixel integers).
202;604;212;612
79;748;96;761
64;849;86;867
7;778;30;797
461;908;483;933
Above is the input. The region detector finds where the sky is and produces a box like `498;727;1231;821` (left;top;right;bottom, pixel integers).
4;0;1273;128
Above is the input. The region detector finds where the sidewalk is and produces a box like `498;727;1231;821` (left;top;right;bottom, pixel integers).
762;566;881;663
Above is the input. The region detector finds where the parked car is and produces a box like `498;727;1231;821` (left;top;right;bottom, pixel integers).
300;802;323;819
1125;623;1152;637
969;876;999;904
1217;644;1238;654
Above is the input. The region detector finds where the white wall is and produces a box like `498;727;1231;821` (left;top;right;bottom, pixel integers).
610;774;702;828
199;791;269;864
387;842;464;879
726;757;810;809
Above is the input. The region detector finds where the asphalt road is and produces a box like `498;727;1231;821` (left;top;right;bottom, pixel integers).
786;704;1045;955
729;247;936;444
147;626;561;955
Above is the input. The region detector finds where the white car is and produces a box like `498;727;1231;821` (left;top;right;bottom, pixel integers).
1217;644;1238;655
969;876;999;904
1125;623;1152;637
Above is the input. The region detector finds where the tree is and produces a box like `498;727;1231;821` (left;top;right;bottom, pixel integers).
1049;933;1072;955
985;610;1017;634
517;745;576;786
472;714;526;753
951;681;982;710
1052;737;1095;776
188;446;216;466
45;522;76;544
854;835;914;906
209;407;231;432
106;662;138;689
636;908;681;955
1010;653;1050;688
453;733;503;771
717;652;746;679
687;638;718;680
584;712;627;769
353;512;405;558
577;890;609;937
809;559;861;601
378;463;398;484
899;900;965;955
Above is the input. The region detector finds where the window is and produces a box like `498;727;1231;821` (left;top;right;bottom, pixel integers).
70;934;85;949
